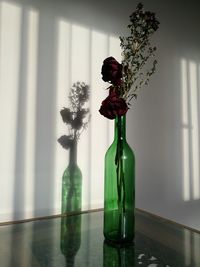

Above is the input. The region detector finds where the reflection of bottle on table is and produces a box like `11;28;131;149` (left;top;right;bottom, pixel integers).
60;215;82;267
103;240;135;267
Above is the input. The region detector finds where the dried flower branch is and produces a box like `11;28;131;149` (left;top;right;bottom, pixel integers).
120;2;160;105
99;3;159;120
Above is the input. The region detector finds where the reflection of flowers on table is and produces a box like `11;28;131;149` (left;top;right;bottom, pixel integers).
137;252;170;267
104;241;171;267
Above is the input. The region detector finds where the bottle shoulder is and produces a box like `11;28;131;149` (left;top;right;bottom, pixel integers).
63;164;82;177
105;140;135;159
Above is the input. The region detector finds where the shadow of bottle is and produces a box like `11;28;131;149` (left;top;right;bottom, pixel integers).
103;241;136;267
61;139;82;214
60;139;82;266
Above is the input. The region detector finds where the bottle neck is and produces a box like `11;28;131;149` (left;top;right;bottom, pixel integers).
114;115;126;141
69;140;77;166
65;255;75;267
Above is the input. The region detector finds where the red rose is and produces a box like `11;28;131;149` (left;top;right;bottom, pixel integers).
101;57;122;85
99;90;128;119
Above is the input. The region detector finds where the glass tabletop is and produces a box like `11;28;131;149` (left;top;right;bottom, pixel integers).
0;209;199;267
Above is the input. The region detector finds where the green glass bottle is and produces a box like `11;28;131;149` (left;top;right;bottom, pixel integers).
104;115;135;244
61;140;82;214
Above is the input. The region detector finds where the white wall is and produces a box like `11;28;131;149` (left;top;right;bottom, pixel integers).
0;0;200;231
0;0;123;222
127;0;200;230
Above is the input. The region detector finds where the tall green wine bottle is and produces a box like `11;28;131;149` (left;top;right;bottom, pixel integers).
104;115;135;244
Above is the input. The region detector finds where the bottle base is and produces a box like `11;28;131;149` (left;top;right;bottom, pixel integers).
104;236;135;247
104;230;134;246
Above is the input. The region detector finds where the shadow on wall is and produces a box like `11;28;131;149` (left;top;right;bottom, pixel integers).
180;59;200;203
124;0;200;230
0;0;123;222
131;52;200;228
58;82;90;214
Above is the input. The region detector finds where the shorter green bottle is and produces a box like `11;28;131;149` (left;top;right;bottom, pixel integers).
61;140;82;213
104;115;135;244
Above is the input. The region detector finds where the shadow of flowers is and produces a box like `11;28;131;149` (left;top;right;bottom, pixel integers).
58;82;90;150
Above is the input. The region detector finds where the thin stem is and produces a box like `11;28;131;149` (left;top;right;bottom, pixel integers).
115;116;126;237
115;141;121;209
